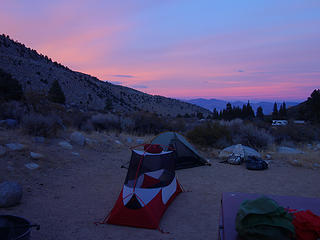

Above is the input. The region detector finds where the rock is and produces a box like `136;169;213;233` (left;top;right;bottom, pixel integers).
126;137;132;143
30;152;44;159
313;163;320;168
278;146;304;154
33;136;45;143
291;159;302;166
265;154;272;160
115;140;122;145
25;163;39;170
0;181;23;207
71;152;79;156
59;141;73;150
70;132;85;146
5;143;25;151
136;138;144;144
0;145;6;156
0;119;18;128
219;144;261;160
315;143;320;150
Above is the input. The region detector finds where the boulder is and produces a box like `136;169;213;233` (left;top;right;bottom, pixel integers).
59;141;73;150
33;136;45;143
25;163;39;170
70;132;85;146
278;146;304;154
219;144;261;160
136;138;144;144
5;143;25;151
0;119;18;128
71;152;80;156
0;181;23;208
0;145;6;156
30;152;44;160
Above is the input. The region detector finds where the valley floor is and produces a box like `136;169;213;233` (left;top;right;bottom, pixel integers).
1;130;320;240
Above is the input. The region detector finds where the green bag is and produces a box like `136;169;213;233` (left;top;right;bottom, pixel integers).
236;196;295;240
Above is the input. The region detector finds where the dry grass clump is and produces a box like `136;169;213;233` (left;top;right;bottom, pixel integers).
22;113;63;137
274;151;320;169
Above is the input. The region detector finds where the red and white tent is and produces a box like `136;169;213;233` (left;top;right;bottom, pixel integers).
104;149;182;229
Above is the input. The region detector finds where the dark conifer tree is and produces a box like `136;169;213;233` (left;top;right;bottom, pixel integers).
272;102;278;119
48;80;66;104
256;106;264;120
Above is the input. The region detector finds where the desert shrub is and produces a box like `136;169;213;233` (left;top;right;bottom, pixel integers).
271;124;320;143
48;80;66;104
131;112;168;135
0;68;23;101
220;119;273;149
186;122;231;147
0;101;27;121
91;113;121;132
22;113;63;137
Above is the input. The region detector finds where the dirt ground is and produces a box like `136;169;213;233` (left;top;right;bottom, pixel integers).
1;131;320;240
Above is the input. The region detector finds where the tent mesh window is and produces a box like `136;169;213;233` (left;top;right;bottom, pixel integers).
125;150;176;189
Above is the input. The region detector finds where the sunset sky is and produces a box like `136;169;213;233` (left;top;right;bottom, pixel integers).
1;0;319;101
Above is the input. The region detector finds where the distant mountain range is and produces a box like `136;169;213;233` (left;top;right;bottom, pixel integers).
183;98;301;115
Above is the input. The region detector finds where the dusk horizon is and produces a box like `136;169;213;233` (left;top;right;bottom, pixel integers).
1;1;319;101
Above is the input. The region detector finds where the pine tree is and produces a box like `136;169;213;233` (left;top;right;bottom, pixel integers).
48;80;66;104
272;102;278;119
246;101;255;119
212;108;219;119
0;68;23;101
256;106;264;120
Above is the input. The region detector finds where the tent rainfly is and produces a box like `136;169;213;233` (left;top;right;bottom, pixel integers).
104;149;182;229
151;132;210;169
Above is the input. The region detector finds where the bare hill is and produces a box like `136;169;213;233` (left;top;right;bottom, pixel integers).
0;34;210;117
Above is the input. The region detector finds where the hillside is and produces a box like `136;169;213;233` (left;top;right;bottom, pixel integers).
184;98;300;114
0;34;210;117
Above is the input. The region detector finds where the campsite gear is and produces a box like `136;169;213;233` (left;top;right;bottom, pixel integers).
0;215;40;240
245;156;268;170
144;144;163;154
289;209;320;240
235;197;295;240
219;192;320;240
227;153;243;165
105;149;182;229
151;132;209;169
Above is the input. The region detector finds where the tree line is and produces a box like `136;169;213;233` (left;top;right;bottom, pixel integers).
212;101;287;121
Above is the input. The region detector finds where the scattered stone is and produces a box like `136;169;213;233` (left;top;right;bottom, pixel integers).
0;181;23;208
71;152;80;156
33;136;45;143
0;119;18;128
25;163;39;170
136;138;144;144
5;143;25;151
315;143;320;150
291;159;302;166
219;144;261;160
313;163;320;168
0;145;6;156
59;141;73;150
30;152;44;160
278;146;304;154
70;132;85;146
265;154;272;160
115;140;122;145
